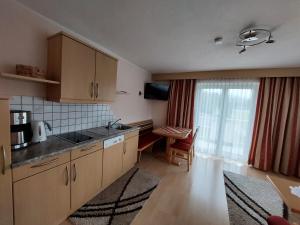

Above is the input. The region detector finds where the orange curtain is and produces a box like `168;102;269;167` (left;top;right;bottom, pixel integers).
248;77;300;177
166;80;196;130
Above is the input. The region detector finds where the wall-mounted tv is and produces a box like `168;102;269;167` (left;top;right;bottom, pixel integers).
144;83;170;101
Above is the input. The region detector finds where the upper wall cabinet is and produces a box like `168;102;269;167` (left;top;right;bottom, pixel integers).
95;51;117;102
47;33;118;103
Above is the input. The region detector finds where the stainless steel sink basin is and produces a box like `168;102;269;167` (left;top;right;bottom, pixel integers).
105;124;132;130
114;124;132;130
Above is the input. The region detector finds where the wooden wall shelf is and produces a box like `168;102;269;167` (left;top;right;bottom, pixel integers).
0;73;60;85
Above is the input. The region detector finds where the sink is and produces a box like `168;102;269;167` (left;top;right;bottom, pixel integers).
115;124;132;130
105;124;132;130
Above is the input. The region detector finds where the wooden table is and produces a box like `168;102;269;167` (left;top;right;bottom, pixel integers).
152;126;192;164
267;174;300;220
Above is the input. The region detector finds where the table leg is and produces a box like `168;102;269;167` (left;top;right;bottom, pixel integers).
166;137;181;166
283;202;289;220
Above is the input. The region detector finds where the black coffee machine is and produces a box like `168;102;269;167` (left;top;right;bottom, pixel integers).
10;110;33;150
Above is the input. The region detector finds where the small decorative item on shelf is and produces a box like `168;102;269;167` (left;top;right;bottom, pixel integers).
16;64;46;79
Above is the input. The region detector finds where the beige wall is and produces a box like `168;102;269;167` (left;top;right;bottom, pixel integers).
111;60;152;124
151;100;168;128
0;0;152;123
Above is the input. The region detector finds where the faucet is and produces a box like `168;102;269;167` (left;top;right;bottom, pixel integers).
107;118;121;129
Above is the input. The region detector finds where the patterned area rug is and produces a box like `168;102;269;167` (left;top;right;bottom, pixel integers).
70;168;159;225
224;171;283;225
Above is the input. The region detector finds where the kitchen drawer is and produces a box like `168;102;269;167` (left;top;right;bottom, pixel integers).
13;152;70;182
124;130;139;140
71;142;102;160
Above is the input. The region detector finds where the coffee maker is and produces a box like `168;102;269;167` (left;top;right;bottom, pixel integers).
10;110;32;150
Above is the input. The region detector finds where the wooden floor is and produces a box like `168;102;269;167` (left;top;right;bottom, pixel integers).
132;152;264;225
62;152;300;225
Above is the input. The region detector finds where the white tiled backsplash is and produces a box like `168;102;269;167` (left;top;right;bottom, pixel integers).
10;96;115;135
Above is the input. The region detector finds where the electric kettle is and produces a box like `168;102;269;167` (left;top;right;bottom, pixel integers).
31;121;52;143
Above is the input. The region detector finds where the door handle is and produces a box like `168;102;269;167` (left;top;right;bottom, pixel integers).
31;158;58;168
65;166;69;186
73;164;77;182
95;83;99;98
2;146;6;175
80;144;97;152
90;82;94;98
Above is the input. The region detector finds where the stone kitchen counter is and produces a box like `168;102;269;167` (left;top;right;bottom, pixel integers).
12;126;139;168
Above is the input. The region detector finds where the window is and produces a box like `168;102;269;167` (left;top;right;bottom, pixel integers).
194;80;259;163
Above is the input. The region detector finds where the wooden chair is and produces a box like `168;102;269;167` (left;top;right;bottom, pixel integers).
170;128;199;171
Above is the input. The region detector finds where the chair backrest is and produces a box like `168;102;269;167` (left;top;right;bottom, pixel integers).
190;128;199;148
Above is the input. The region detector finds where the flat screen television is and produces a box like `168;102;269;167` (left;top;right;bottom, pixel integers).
144;83;170;100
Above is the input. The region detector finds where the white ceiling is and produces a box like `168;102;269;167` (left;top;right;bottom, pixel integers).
17;0;300;73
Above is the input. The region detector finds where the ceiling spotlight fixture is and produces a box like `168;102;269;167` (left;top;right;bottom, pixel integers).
266;35;275;44
239;46;246;54
236;27;275;54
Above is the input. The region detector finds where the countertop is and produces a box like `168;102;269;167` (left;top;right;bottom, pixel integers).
12;126;139;168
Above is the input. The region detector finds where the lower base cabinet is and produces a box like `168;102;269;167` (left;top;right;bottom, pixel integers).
102;142;123;189
12;131;138;225
123;135;139;173
13;163;70;225
71;150;103;211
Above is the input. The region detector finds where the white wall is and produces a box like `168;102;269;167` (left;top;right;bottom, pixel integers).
112;60;152;123
0;0;152;123
151;100;168;127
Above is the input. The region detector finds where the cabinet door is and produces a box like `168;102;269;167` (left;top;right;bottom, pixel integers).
102;142;123;189
14;163;70;225
0;99;13;225
71;150;102;211
61;36;96;101
95;51;117;102
123;135;138;173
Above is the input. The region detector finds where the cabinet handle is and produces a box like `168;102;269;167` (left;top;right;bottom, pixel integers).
90;82;94;98
31;158;58;168
80;144;97;152
1;146;6;175
95;83;99;98
73;164;77;182
65;166;69;186
123;143;126;154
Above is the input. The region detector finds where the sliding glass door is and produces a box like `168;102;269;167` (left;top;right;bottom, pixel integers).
194;80;259;163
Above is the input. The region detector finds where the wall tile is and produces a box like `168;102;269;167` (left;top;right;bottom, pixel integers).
33;113;43;121
53;120;61;128
44;113;52;121
33;97;43;105
22;104;33;111
53;105;61;113
44;105;53;113
33;105;43;113
21;96;33;105
11;96;21;104
53;113;60;120
10;104;22;110
9;96;115;135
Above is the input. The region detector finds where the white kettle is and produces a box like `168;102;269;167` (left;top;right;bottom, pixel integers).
31;121;52;143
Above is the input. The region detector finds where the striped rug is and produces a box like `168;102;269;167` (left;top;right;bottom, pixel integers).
224;171;283;225
70;168;159;225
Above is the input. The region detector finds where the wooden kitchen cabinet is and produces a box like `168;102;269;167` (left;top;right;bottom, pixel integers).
47;32;117;103
71;150;103;211
47;34;96;103
14;163;70;225
122;135;138;173
0;99;13;225
95;51;117;102
102;142;123;189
